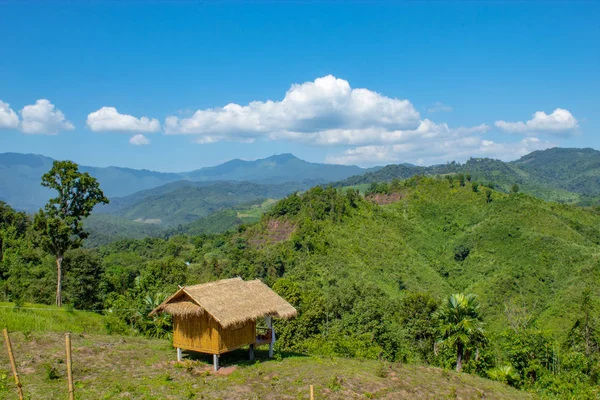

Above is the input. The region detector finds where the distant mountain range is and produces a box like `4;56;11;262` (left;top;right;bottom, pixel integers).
0;152;369;211
5;147;600;247
338;147;600;205
98;180;312;227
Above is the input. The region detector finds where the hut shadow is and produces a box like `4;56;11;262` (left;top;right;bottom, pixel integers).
184;347;307;369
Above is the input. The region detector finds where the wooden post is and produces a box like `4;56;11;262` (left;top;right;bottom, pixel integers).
2;328;23;400
213;354;219;371
266;316;274;358
65;333;74;400
249;344;255;361
310;384;314;400
177;348;182;362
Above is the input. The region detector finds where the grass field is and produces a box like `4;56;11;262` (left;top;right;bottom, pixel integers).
0;332;532;400
0;303;106;335
0;305;531;399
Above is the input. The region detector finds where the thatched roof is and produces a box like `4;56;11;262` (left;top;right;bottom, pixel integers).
149;278;297;328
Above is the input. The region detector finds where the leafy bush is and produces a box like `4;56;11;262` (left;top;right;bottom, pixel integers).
453;245;470;262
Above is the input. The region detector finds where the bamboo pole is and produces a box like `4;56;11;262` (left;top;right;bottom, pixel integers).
2;328;24;400
310;384;314;400
65;333;74;400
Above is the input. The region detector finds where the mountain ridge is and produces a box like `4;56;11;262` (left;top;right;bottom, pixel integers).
337;147;600;205
0;152;368;211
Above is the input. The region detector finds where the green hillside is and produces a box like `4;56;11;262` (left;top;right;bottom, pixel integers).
85;198;277;246
3;176;600;397
249;177;600;335
172;198;277;236
103;181;307;227
84;214;167;247
338;147;600;205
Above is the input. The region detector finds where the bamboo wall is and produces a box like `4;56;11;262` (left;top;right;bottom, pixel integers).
219;320;256;353
173;314;256;354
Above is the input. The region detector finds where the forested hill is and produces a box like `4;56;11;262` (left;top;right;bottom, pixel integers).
98;180;309;227
338;147;600;205
0;152;367;211
3;175;600;396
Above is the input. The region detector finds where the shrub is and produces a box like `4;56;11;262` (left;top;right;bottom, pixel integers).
45;364;60;380
454;245;470;262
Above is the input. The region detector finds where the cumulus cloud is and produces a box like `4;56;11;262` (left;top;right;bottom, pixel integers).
0;101;19;129
20;99;74;135
326;137;554;167
87;107;160;133
165;75;421;143
428;101;453;113
495;108;578;136
129;134;150;145
267;120;490;147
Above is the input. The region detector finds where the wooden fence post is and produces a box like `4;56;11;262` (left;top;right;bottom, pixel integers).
65;333;74;400
310;384;314;400
2;328;24;400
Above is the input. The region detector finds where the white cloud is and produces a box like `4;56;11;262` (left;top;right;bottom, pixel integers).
165;75;421;143
266;120;490;147
0;101;19;129
87;107;160;133
428;101;453;113
453;124;491;135
20;99;74;135
326;137;554;167
495;108;579;136
129;134;150;145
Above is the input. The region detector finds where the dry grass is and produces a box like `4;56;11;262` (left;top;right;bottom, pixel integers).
366;193;405;205
0;331;533;400
248;218;296;248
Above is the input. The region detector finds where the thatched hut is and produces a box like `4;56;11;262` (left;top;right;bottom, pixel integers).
150;277;297;370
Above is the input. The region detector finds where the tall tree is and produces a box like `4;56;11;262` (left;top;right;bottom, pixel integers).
436;293;486;372
567;288;598;360
33;161;108;306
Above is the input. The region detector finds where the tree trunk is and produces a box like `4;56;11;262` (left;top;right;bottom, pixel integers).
56;255;63;307
456;343;464;372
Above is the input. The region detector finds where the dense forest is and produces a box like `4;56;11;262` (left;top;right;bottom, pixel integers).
1;163;599;398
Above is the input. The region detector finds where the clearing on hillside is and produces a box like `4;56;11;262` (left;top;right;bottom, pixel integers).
0;331;531;399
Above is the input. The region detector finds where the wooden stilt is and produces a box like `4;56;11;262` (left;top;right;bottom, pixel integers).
2;328;23;400
177;348;182;362
249;344;255;361
213;354;219;371
267;316;274;358
310;384;314;400
65;333;74;400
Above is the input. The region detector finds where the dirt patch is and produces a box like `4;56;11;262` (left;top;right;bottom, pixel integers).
249;218;296;248
367;192;404;205
214;365;237;376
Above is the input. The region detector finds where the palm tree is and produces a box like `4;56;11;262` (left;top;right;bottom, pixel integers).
436;293;486;372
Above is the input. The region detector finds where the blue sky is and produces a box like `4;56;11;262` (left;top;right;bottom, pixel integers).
0;1;598;172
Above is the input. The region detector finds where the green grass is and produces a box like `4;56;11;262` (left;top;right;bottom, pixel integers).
84;214;166;247
341;183;371;194
177;198;278;236
0;303;106;335
0;331;530;399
